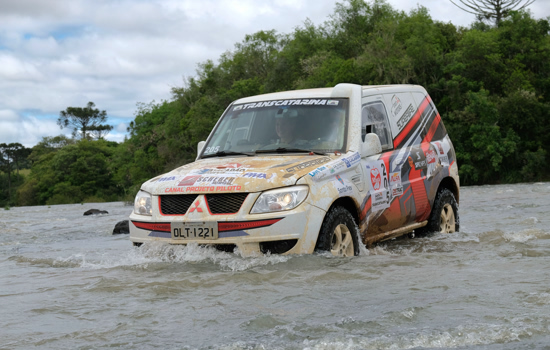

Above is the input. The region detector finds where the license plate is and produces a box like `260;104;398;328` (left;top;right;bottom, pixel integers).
171;222;218;240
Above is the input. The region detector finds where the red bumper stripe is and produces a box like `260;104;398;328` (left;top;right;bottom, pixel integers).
132;221;171;232
132;218;283;233
218;218;283;232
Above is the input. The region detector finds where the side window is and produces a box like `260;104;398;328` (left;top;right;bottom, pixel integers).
362;102;393;150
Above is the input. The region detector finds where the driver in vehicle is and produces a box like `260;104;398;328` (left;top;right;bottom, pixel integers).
275;109;299;145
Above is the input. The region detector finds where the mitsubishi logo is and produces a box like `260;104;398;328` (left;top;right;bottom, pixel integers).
189;200;203;213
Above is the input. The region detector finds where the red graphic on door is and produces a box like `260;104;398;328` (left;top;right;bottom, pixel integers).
370;168;381;191
189;200;203;213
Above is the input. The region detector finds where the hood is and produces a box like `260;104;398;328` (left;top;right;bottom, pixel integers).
141;155;336;195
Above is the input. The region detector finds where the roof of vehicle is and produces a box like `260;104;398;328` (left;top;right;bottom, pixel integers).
235;87;333;104
233;84;425;104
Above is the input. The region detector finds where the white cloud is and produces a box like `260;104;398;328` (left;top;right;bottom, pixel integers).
0;114;62;147
0;109;20;121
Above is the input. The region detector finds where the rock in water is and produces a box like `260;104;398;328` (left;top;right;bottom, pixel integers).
113;220;130;234
83;209;109;216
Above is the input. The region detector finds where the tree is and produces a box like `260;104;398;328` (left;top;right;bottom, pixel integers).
0;142;25;203
58;102;113;140
18;139;121;205
449;0;536;26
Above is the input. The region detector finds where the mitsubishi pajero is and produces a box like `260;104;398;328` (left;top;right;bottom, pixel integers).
129;83;460;256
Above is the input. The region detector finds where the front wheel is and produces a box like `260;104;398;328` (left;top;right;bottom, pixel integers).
422;188;459;234
315;206;360;257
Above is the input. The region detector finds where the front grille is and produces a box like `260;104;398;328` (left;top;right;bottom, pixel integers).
160;194;198;215
205;193;248;214
159;193;248;215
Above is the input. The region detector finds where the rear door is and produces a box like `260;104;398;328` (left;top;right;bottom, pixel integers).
384;91;438;225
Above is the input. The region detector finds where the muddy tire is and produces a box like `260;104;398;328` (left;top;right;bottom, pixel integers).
420;188;459;234
315;206;360;257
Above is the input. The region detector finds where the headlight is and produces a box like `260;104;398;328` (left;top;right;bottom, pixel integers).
251;186;308;214
134;190;153;216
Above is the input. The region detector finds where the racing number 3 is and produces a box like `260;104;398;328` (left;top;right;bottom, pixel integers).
173;227;213;238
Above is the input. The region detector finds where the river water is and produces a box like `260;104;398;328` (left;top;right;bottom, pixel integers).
1;182;550;350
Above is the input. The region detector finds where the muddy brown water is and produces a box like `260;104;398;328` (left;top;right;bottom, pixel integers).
1;182;550;350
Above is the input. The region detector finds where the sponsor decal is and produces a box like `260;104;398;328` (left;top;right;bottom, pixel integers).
168;175;239;187
206;168;248;175
431;140;449;166
392;186;403;197
333;175;353;197
242;172;270;179
390;172;401;186
434;141;445;155
391;95;402;116
234;99;338;111
164;186;242;193
309;152;360;182
156;176;176;182
370;168;381;191
191;163;250;175
286;157;331;172
410;147;427;170
366;159;392;209
389;171;403;197
195;176;236;185
371;190;391;211
341;151;360;168
308;166;327;178
396;104;415;130
366;159;390;193
425;149;437;164
178;175;202;186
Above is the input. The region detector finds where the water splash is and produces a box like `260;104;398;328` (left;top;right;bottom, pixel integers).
70;242;292;272
503;229;548;243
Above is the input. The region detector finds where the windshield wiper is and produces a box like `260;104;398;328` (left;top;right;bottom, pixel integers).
255;147;326;156
202;150;255;159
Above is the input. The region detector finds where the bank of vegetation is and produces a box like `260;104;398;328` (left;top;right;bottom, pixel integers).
1;0;549;207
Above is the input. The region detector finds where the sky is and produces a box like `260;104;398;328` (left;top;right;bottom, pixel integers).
1;0;549;148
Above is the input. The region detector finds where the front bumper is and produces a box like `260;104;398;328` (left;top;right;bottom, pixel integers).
129;192;325;256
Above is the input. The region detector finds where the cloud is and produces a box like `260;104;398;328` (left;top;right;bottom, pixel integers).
0;113;63;147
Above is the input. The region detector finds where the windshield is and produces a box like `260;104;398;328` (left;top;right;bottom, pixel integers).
201;98;348;157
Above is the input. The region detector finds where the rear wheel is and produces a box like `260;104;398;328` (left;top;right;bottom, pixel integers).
315;206;360;257
421;188;459;234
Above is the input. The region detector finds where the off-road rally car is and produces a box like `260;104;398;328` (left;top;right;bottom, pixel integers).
129;83;460;256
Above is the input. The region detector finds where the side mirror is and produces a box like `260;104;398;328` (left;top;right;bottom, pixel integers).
361;133;382;158
197;141;206;158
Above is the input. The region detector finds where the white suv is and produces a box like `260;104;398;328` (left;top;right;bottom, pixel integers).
129;83;460;256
